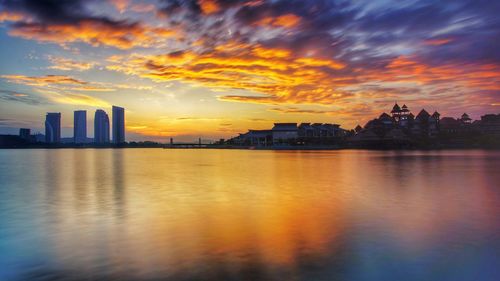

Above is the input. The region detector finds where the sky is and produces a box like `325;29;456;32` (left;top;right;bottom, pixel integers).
0;0;499;141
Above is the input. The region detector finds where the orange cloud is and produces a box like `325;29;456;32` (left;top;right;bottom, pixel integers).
198;0;220;14
47;92;111;107
106;42;348;105
0;11;27;22
8;20;177;49
256;14;301;28
424;38;452;46
110;0;130;13
47;56;95;71
376;56;500;91
1;74;115;92
130;3;156;13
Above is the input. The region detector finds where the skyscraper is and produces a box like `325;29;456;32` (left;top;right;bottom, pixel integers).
94;109;110;144
112;106;125;144
19;128;31;140
45;113;61;143
74;110;87;143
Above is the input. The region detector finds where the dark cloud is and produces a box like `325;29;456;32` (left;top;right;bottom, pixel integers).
0;0;168;49
0;89;47;105
1;0;95;23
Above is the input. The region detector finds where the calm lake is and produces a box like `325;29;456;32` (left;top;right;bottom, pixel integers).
0;149;499;281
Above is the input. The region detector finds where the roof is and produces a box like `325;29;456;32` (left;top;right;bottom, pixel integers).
431;111;440;118
461;113;471;120
416;109;430;119
440;117;460;127
248;129;272;133
364;119;381;128
248;130;272;137
401;104;409;112
379;112;391;119
272;123;297;131
391;103;401;113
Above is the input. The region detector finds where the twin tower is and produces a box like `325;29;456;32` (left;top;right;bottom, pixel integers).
45;106;125;144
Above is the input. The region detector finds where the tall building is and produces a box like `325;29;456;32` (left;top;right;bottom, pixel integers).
45;113;61;143
19;128;31;140
94;109;110;144
74;110;87;143
112;106;125;144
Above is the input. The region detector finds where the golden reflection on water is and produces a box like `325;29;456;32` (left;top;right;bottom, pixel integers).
9;149;499;280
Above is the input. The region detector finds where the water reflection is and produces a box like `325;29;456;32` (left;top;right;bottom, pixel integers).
0;149;498;281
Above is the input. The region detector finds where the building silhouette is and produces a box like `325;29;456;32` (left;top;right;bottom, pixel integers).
45;112;61;143
234;122;345;146
74;110;87;143
112;106;125;144
94;109;110;144
19;128;31;140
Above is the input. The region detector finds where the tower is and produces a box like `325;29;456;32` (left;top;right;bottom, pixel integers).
74;110;87;143
112;106;125;144
399;104;411;127
45;112;61;143
391;103;402;123
94;109;110;144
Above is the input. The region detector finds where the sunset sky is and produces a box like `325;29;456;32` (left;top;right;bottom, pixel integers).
0;0;499;141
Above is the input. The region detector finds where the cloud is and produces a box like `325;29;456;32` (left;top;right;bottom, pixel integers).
106;42;349;105
47;56;95;71
44;91;111;107
424;38;453;46
7;20;176;49
109;0;130;13
268;107;334;115
1;0;177;49
198;0;220;15
1;74;116;92
0;89;47;105
0;11;27;22
255;14;301;28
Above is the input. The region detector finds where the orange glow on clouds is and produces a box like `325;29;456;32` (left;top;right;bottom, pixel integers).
198;0;220;14
256;14;301;28
8;20;177;49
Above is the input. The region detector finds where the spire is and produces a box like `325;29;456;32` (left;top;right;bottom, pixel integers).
391;102;401;113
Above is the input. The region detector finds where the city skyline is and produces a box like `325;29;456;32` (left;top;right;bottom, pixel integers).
0;0;499;142
28;107;124;144
12;102;495;145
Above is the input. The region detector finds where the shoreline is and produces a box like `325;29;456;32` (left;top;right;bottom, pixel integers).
1;144;499;150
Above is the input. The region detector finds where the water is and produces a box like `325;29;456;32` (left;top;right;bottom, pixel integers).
0;149;498;281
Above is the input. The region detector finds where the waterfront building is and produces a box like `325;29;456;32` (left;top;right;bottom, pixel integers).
236;130;271;146
45;112;61;143
272;123;298;145
390;103;402;123
353;103;442;143
19;128;31;140
478;114;500;135
94;109;110;144
74;110;87;143
460;113;472;125
112;106;125;144
440;117;460;134
298;123;314;138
